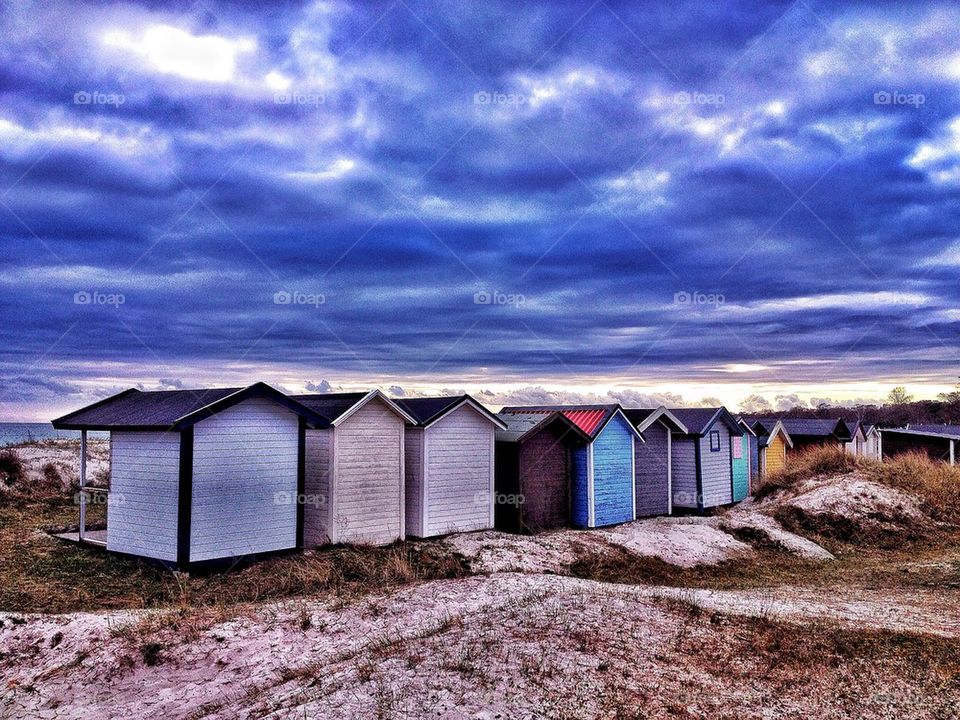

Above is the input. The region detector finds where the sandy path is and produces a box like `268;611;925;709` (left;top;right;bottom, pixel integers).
2;573;957;719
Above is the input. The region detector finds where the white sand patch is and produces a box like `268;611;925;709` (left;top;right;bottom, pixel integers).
719;511;835;560
443;517;758;574
441;529;583;574
650;585;960;638
6;439;110;491
786;475;932;530
599;517;754;567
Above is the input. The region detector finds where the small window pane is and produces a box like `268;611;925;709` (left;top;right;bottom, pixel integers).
710;431;721;452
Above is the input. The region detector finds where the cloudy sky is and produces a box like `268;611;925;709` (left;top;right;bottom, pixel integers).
2;0;960;421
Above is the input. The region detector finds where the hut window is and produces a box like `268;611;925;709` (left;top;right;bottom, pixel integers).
709;431;721;452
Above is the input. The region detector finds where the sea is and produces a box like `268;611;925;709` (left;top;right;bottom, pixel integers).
0;423;109;447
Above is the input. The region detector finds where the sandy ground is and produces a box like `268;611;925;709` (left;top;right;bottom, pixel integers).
6;440;110;490
2;573;957;720
2;455;958;719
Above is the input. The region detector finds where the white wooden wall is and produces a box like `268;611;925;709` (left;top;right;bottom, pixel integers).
190;398;299;561
304;428;332;546
403;428;425;537
107;431;180;561
423;405;495;537
332;398;405;545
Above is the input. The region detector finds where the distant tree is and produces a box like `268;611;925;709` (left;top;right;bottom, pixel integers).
886;386;914;405
937;377;960;404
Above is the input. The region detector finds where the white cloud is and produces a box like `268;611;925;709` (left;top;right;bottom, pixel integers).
102;24;256;83
287;157;357;182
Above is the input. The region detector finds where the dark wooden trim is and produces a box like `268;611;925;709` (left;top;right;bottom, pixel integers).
296;417;306;548
177;427;194;568
694;437;704;513
729;434;736;502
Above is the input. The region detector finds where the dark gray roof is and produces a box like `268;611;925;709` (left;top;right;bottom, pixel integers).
52;383;329;430
622;408;656;426
395;395;505;428
288;392;368;423
669;407;744;436
744;416;851;441
901;424;960;438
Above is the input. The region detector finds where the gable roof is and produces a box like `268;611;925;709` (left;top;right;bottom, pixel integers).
622;407;689;434
52;382;329;431
744;416;852;442
395;395;507;429
290;389;415;426
754;420;794;449
499;404;641;441
495;410;591;443
668;407;744;437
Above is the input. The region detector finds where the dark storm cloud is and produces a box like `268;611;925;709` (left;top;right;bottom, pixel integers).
3;0;960;416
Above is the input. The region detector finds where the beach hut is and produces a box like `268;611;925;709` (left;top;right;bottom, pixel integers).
863;424;881;460
748;419;793;482
494;410;590;532
732;421;753;501
395;395;506;538
51;383;331;567
668;407;746;510
289;390;416;546
844;422;867;456
501;405;642;528
879;425;960;465
622;407;688;517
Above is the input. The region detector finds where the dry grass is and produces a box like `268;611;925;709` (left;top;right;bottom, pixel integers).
754;445;860;499
865;451;960;524
0;500;467;614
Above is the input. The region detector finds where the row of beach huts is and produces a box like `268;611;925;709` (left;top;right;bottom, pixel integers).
50;383;950;569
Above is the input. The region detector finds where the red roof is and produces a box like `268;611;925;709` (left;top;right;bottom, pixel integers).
561;409;607;436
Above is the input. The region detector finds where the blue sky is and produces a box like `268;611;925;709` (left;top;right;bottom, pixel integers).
2;0;959;420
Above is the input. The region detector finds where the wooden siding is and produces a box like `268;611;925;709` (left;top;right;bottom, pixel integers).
424;405;495;537
332;398;405;545
107;430;180;561
570;443;590;528
671;436;698;509
635;420;670;517
591;414;635;527
699;422;733;507
190;398;299;562
403;428;425;537
517;422;572;531
731;433;749;501
766;435;787;475
304;428;332;546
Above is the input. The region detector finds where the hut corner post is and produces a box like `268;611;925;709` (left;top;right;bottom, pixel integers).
79;429;87;542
